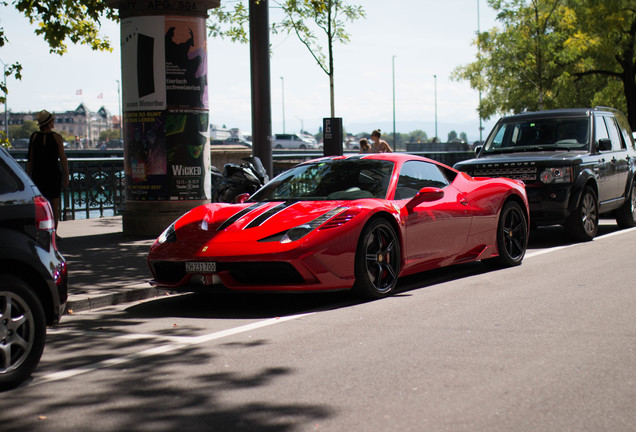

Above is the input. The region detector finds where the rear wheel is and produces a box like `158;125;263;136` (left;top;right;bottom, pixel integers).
485;200;528;267
615;181;636;228
353;219;401;299
0;275;46;390
565;187;598;241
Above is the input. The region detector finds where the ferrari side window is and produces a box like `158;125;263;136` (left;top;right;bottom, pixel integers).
395;161;450;200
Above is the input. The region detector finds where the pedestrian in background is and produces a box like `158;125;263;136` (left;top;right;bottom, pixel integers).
27;110;69;236
359;138;370;153
370;129;392;153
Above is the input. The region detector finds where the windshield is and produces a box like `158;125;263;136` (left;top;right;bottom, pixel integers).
250;159;395;201
483;117;590;153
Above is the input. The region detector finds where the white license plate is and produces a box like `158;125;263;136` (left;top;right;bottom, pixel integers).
185;261;216;273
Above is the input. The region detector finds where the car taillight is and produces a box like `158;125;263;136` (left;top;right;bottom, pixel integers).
34;195;55;231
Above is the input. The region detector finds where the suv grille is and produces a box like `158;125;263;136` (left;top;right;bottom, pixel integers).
472;163;537;182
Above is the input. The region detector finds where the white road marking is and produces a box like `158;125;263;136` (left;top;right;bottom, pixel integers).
525;225;636;259
34;313;314;386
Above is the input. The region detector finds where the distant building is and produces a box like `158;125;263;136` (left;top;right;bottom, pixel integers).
1;103;118;148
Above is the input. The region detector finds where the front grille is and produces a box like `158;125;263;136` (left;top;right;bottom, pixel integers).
152;261;186;284
228;262;304;285
472;164;537;182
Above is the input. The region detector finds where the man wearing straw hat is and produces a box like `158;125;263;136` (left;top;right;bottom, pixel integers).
26;110;69;237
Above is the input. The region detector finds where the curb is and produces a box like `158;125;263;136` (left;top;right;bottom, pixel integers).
65;286;172;314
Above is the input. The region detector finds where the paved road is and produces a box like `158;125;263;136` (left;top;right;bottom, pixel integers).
2;223;635;432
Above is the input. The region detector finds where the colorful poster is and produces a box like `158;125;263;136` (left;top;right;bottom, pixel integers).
124;111;169;200
164;17;208;109
166;110;211;200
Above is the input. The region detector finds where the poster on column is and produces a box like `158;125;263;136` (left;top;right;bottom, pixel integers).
121;16;169;200
123;111;169;200
166;110;211;201
164;17;209;109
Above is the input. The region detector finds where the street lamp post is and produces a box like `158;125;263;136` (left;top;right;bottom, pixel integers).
116;79;122;139
280;76;285;134
392;55;396;151
434;74;438;141
477;0;483;143
0;59;8;141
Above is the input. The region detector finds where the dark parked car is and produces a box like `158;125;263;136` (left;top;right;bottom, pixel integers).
0;146;68;390
454;107;636;241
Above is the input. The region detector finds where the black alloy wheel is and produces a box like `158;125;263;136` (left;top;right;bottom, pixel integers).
485;200;528;267
0;275;47;391
353;218;401;299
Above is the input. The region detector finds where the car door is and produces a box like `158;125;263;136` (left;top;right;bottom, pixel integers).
592;115;618;204
604;115;630;199
396;161;472;268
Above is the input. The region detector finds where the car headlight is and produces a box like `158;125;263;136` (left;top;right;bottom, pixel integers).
157;222;177;244
260;207;349;243
540;167;572;184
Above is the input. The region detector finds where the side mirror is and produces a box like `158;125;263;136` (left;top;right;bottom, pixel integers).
596;138;612;152
233;193;251;203
474;145;483;157
405;187;444;210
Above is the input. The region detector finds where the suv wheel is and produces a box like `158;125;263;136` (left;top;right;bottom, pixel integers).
615;181;636;228
0;275;47;391
565;187;598;241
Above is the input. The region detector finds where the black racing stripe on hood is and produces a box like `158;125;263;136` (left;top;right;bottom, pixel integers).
245;201;298;229
216;202;267;232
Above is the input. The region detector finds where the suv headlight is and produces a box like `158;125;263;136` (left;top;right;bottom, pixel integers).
540;167;572;184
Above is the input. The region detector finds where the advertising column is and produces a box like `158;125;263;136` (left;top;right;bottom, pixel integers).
107;0;219;236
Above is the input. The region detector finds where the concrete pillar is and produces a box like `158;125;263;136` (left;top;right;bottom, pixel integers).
106;0;220;237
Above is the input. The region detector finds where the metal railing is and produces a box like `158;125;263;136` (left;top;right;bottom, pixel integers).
62;157;125;220
9;148;475;220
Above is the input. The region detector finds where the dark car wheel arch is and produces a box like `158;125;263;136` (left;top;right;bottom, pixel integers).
0;260;57;326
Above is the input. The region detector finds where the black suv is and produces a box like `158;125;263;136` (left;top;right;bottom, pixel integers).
455;107;636;241
0;146;68;390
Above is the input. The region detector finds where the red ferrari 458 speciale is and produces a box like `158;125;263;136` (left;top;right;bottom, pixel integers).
148;153;529;298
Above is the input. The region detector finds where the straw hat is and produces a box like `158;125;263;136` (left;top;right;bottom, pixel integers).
36;110;55;127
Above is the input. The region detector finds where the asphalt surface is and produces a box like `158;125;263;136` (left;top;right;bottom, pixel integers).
56;216;170;313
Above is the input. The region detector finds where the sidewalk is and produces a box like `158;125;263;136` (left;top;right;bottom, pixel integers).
56;216;170;313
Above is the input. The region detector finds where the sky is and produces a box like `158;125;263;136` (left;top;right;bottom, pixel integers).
0;1;500;142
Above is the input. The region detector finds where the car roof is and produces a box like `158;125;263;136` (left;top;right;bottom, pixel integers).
304;152;452;168
498;107;621;122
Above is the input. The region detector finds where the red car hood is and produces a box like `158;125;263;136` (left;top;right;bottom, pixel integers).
171;200;359;245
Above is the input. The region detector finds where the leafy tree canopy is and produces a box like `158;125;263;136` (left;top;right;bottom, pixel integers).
453;0;636;129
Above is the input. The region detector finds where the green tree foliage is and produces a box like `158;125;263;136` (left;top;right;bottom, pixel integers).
9;119;38;140
453;0;636;129
408;129;428;143
99;128;121;142
568;0;636;129
208;0;365;119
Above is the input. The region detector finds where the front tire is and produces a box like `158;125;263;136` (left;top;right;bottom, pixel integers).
353;219;401;299
0;275;47;391
615;181;636;228
565;187;598;241
485;200;528;267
